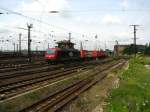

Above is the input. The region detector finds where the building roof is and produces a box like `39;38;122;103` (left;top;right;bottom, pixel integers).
56;40;75;45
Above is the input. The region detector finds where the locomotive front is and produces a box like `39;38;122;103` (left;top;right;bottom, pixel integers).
45;48;59;62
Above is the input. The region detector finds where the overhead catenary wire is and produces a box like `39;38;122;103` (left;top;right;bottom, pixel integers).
5;8;150;13
0;7;91;39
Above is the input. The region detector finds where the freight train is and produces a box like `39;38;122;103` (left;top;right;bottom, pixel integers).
45;48;107;63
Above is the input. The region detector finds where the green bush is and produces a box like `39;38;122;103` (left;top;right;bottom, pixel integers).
106;56;150;112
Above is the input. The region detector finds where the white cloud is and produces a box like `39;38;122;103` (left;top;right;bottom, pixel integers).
17;0;70;15
120;0;128;9
75;16;98;25
0;22;19;33
119;31;130;37
102;14;122;25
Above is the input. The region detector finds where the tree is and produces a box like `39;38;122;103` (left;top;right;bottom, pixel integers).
123;44;135;55
144;42;150;55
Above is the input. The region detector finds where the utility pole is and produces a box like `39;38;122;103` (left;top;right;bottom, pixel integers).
17;44;19;53
69;32;71;42
27;23;33;62
16;44;19;55
130;25;140;57
80;41;83;50
1;47;2;52
48;43;50;49
13;43;15;53
19;33;22;55
115;40;119;57
95;34;98;51
105;41;107;51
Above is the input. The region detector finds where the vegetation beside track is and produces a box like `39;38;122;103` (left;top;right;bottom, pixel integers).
59;59;126;112
106;56;150;112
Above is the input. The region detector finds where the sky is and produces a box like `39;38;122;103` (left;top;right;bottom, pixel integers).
0;0;150;51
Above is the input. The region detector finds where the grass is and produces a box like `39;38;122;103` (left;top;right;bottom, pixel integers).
106;56;150;112
24;92;41;101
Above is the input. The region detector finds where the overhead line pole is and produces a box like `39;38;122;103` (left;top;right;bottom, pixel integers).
115;40;119;57
19;33;22;55
17;44;19;53
13;43;15;53
105;41;107;51
0;12;4;55
27;23;33;63
130;25;140;57
69;32;71;42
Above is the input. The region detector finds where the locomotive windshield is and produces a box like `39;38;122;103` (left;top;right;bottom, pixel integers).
47;49;55;54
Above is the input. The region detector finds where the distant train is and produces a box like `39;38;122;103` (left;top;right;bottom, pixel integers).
0;51;45;59
45;48;107;63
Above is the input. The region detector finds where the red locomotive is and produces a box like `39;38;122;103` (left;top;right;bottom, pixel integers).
45;48;80;63
45;40;107;63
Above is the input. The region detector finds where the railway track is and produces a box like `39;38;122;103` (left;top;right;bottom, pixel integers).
0;58;110;70
0;58;111;79
0;57;45;69
21;78;93;112
0;59;113;100
0;61;46;70
0;65;91;100
0;64;63;79
0;63;48;73
19;59;126;112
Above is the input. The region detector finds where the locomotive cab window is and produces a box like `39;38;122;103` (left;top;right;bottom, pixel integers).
47;49;55;54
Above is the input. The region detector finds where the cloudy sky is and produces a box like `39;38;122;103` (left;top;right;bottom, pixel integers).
0;0;150;51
